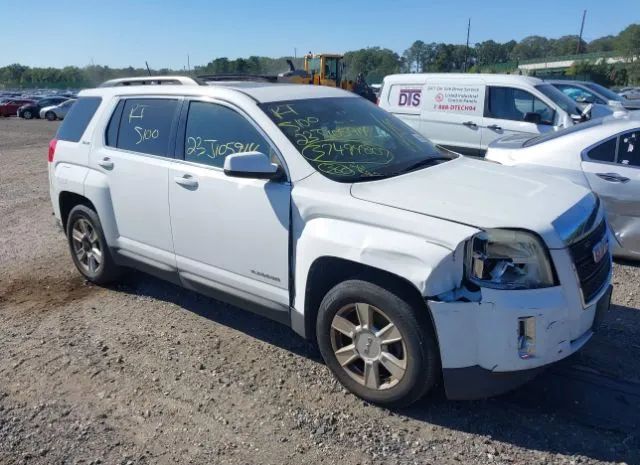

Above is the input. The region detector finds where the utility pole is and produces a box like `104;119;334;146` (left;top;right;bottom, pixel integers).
463;18;471;72
187;54;191;73
294;48;297;59
577;10;587;54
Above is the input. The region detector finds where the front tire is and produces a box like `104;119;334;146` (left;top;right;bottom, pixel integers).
66;205;121;284
45;111;57;121
316;280;440;407
22;110;33;119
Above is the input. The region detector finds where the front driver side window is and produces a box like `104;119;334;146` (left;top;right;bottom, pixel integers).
184;102;272;168
487;87;555;124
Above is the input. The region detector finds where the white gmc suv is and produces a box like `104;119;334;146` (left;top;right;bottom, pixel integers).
48;76;612;406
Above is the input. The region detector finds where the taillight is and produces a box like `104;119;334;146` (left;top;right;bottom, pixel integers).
48;138;57;163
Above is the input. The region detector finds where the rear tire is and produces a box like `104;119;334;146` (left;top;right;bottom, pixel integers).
45;111;56;121
66;205;121;284
22;110;33;119
316;279;440;407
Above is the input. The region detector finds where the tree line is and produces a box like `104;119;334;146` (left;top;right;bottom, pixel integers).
1;23;638;89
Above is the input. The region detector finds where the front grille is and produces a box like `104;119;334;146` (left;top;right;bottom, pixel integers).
568;220;610;304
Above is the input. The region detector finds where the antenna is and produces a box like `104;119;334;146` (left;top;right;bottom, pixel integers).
463;18;471;72
577;10;587;54
145;61;152;76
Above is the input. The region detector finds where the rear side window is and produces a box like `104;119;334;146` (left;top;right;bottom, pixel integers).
56;96;102;142
109;98;179;157
617;130;640;167
586;138;616;163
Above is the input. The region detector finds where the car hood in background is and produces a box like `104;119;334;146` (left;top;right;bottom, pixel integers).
350;156;594;249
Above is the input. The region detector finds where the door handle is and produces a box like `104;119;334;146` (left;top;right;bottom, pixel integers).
462;121;477;128
97;157;114;169
487;124;502;131
174;174;199;188
596;172;630;183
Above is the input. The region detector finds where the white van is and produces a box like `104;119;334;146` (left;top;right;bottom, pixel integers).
379;73;611;156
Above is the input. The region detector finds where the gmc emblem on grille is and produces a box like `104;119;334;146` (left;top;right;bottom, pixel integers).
592;236;608;263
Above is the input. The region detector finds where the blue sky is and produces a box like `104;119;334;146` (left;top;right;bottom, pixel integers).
1;0;638;69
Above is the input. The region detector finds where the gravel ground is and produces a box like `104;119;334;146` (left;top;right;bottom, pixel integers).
1;117;639;465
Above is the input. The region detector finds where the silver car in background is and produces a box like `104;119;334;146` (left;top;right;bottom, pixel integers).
486;112;640;260
40;99;76;121
549;80;640;111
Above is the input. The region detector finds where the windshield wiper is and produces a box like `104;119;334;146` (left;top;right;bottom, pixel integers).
398;156;454;174
348;156;455;183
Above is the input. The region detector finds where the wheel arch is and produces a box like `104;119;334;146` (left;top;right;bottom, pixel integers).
59;191;97;233
301;256;435;343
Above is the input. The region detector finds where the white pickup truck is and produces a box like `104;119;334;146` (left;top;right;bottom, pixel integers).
48;76;612;406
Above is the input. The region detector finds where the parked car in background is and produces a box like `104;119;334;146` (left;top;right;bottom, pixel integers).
40;99;76;120
18;96;69;119
619;87;640;101
486;112;640;260
379;73;612;157
548;80;640;111
47;76;611;405
0;98;35;117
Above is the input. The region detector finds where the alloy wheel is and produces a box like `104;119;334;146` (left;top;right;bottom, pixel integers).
71;218;103;274
330;302;407;390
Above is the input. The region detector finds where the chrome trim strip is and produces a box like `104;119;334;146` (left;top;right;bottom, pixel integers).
553;194;603;246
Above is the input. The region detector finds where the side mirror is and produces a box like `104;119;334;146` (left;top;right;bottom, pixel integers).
523;112;542;125
223;151;281;180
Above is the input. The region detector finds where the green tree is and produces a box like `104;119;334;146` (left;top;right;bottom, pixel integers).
344;47;401;82
510;36;551;61
588;35;617;52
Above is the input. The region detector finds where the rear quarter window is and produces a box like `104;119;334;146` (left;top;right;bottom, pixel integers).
56;97;102;142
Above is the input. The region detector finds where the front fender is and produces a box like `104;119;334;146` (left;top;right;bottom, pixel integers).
293;216;474;319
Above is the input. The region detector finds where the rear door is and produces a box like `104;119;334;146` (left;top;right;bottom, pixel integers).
581;130;640;256
420;80;485;156
482;86;556;151
90;97;181;267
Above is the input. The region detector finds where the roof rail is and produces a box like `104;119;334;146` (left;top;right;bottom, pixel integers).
198;74;279;84
98;76;204;87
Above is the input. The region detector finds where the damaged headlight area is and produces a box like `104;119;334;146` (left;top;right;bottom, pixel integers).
466;229;556;290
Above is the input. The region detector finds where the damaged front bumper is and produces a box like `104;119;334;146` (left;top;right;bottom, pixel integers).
428;281;612;400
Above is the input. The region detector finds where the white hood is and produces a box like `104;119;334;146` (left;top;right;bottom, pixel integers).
350;156;595;249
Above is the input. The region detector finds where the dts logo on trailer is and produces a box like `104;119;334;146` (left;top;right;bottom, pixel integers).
398;89;421;107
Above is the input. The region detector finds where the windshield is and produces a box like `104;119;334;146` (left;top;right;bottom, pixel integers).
260;97;453;182
536;84;581;116
585;82;623;102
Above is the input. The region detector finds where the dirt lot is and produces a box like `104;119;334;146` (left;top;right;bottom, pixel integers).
1;117;640;465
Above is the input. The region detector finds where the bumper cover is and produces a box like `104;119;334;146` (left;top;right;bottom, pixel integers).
430;283;612;400
443;365;544;400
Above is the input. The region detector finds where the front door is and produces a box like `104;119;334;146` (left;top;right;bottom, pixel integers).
481;86;556;151
90;97;180;266
168;100;291;311
581;129;640;257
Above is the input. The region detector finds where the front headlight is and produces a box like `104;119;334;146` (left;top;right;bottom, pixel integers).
466;229;556;290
